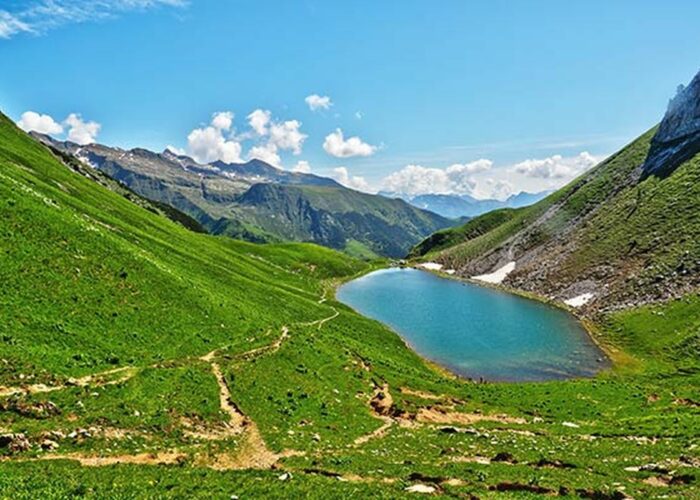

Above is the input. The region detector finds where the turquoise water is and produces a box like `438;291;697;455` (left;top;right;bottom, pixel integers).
337;268;609;382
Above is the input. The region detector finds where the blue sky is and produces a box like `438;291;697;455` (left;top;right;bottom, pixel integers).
2;0;699;198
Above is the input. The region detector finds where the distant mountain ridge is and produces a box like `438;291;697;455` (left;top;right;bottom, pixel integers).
381;190;551;218
32;133;453;257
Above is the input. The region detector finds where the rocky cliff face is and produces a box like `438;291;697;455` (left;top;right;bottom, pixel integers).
643;69;700;177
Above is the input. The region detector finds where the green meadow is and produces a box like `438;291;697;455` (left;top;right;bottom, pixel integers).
0;113;698;498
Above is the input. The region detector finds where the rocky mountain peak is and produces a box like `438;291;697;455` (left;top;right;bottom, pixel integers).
643;68;700;177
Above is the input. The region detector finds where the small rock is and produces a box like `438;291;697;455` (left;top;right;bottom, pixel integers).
0;433;31;453
312;433;321;442
75;428;91;438
439;426;459;434
278;472;291;481
50;430;66;440
492;452;517;463
562;421;580;428
405;484;436;494
41;439;59;451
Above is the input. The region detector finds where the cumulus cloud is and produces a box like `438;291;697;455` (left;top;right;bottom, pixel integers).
305;94;332;111
380;159;493;197
17;111;63;135
64;113;101;145
211;111;233;131
187;111;242;164
247;109;271;136
512;152;599;179
248;143;281;168
0;1;186;39
323;129;377;158
292;160;311;174
332;167;371;192
482;178;514;200
15;110;101;144
268;120;306;155
179;109;307;168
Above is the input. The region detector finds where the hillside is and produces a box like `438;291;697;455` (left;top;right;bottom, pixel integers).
36;134;452;258
234;183;449;257
412;75;700;314
1;110;699;498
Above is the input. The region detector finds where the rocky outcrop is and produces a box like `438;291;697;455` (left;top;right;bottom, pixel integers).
643;69;700;178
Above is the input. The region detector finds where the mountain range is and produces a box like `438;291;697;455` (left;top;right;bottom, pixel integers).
33;134;453;258
380;190;551;218
1;68;699;497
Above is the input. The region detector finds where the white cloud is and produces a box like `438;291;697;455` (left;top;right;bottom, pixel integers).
512;152;600;179
247;109;270;136
292;160;311;174
332;167;371;192
64;113;101;145
248;143;281;168
0;11;31;38
17;111;63;135
323;129;377;158
211;111;233;131
445;160;492;193
481;178;513;200
187;111;242;164
380;159;492;197
180;110;307;168
305;94;332;111
268;119;306;154
0;1;187;39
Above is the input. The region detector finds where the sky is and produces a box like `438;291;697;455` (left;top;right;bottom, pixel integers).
1;0;699;199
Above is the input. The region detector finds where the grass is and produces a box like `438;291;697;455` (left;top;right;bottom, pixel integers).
0;113;698;498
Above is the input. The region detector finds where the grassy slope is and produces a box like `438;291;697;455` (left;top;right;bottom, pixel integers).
414;130;656;266
412;128;700;311
409;207;522;258
0;115;698;498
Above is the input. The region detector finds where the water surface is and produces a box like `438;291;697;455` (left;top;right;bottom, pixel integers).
337;268;608;382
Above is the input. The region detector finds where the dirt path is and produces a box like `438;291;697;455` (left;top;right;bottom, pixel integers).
41;452;185;467
210;363;244;427
199;359;302;470
235;326;289;360
303;307;339;330
0;366;138;398
353;384;396;445
415;408;527;425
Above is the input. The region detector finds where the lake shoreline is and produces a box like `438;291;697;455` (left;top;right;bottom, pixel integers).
410;264;617;370
335;265;611;383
